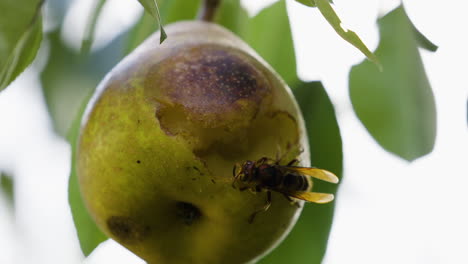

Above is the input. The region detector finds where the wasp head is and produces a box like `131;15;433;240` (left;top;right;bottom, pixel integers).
232;160;255;189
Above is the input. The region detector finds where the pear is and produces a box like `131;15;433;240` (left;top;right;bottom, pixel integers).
78;21;310;264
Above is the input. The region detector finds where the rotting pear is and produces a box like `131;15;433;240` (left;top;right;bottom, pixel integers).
78;21;312;264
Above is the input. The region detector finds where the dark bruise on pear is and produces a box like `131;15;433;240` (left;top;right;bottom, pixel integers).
146;43;294;162
151;45;271;125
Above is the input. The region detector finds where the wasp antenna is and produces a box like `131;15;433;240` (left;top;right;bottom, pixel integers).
286;159;299;166
232;163;240;177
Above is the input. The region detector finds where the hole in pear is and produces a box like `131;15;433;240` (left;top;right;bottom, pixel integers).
176;201;202;226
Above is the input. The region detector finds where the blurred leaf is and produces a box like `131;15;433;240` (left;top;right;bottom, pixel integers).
126;11;158;53
215;0;248;35
260;81;342;264
67;93;108;256
349;6;436;161
158;0;201;24
296;0;316;7
0;0;44;91
127;0;200;53
295;0;333;7
242;0;297;86
44;0;70;25
43;29;123;253
41;31;125;136
43;30;127;253
1;172;14;205
311;0;381;69
81;0;106;53
136;0;167;43
217;0;297;86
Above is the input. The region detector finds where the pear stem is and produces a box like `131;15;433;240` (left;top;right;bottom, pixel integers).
198;0;221;22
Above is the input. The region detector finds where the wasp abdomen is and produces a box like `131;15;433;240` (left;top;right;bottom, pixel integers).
282;173;309;192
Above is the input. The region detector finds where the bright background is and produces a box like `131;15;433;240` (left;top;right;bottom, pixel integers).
1;0;467;263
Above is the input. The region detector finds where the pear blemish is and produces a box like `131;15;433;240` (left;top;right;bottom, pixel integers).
176;201;202;226
106;216;150;244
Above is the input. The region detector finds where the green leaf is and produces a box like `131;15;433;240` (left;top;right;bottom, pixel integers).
313;0;381;69
260;81;342;264
127;0;200;53
410;21;438;52
217;0;297;86
40;35;122;256
136;0;167;43
296;0;316;7
0;0;44;91
126;12;157;53
41;31;124;136
349;6;437;161
1;172;14;205
243;0;297;86
295;0;333;7
215;0;249;33
67;92;108;256
157;0;201;24
42;30;119;251
81;0;106;53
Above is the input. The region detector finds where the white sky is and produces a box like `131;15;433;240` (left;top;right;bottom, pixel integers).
1;0;467;263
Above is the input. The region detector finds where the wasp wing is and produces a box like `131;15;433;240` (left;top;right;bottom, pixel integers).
289;191;335;204
282;167;339;184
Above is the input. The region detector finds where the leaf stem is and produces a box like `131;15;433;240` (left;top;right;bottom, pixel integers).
81;0;106;53
198;0;221;22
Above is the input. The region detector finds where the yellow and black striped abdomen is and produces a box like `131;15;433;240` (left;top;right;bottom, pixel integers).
246;163;313;193
279;173;311;192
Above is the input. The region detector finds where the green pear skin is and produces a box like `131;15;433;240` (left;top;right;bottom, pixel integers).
78;21;310;264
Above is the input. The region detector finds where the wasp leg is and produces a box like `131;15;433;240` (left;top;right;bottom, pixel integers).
248;191;272;224
232;179;239;189
256;157;268;166
232;163;238;177
232;163;241;189
282;193;301;208
282;193;294;202
286;159;300;166
257;157;276;166
238;186;249;192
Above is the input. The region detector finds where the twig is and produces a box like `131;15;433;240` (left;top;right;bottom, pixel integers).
198;0;221;22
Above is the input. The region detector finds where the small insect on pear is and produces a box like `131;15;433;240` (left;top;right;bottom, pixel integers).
233;157;339;223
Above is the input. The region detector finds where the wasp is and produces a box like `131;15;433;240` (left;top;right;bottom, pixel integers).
233;157;339;223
